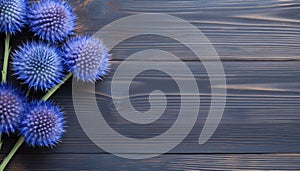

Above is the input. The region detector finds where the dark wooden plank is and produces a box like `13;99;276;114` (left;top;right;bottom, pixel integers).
1;61;299;154
3;153;300;170
0;0;299;170
71;0;300;61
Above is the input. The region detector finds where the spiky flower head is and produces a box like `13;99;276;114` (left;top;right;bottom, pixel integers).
13;41;64;91
28;0;76;42
63;36;110;82
0;0;27;34
0;84;26;134
20;101;65;147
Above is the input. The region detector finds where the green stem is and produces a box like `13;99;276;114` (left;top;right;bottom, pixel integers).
42;72;73;101
25;89;31;97
0;73;73;170
0;133;2;150
0;35;10;152
1;34;10;84
0;35;11;167
0;136;24;171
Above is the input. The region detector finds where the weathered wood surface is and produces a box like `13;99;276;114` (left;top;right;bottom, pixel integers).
0;0;300;170
4;154;300;171
72;0;300;61
1;61;299;170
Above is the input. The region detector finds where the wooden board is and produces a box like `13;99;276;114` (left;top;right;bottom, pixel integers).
0;0;300;170
1;62;299;160
4;154;300;171
72;0;300;61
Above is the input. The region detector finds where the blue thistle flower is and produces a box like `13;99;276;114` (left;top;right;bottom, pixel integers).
28;0;76;43
0;84;26;134
13;41;64;91
20;101;65;147
63;36;110;82
0;0;27;34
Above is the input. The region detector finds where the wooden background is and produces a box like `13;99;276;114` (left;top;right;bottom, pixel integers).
1;0;300;170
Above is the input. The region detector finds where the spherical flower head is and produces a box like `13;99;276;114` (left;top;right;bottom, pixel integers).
0;84;26;134
63;36;110;82
20;101;65;147
0;0;27;34
13;41;64;91
28;0;76;42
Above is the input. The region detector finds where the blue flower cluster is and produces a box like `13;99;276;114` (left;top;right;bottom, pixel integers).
11;0;110;91
63;36;110;82
20;101;65;147
28;0;76;42
0;0;27;34
13;42;64;90
0;84;25;134
0;0;110;163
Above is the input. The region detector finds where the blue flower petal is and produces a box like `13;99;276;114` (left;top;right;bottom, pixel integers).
0;84;26;134
63;36;110;82
0;0;27;34
28;0;76;42
13;41;65;91
20;101;65;147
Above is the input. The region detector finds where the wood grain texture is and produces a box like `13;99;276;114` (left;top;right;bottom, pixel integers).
3;154;300;171
1;61;299;155
71;0;300;61
0;0;299;170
